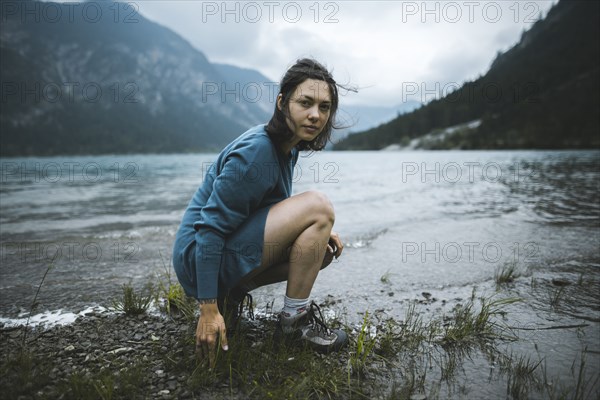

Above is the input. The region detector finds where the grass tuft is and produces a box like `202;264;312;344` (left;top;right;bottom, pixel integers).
154;256;197;322
349;311;378;376
175;316;373;399
111;282;153;315
441;290;520;346
22;264;53;348
505;354;543;399
495;262;519;285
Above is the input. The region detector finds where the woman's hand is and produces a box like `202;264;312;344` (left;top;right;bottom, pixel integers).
322;231;343;270
196;303;228;368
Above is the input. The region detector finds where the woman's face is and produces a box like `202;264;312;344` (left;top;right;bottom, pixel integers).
278;79;332;143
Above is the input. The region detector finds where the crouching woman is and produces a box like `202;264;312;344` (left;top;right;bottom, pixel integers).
172;58;349;367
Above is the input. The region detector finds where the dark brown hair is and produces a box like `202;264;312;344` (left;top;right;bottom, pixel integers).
266;58;343;151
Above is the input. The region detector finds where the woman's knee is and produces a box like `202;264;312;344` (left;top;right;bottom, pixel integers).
303;190;335;226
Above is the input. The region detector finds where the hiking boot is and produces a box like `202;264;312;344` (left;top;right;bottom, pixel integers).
274;301;348;353
218;292;254;335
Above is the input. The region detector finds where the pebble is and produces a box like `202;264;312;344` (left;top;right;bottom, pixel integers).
107;347;134;355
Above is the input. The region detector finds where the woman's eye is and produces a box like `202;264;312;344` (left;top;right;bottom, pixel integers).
301;100;310;107
320;105;331;112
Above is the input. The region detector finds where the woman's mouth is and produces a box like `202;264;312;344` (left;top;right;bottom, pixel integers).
303;125;319;133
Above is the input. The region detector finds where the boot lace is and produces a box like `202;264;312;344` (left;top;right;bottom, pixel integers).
307;301;332;336
237;293;255;321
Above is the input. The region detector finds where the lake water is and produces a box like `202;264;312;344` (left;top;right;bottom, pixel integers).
1;150;599;398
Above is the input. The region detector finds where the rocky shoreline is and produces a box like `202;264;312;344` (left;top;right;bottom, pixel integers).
1;305;368;400
3;288;598;400
1;311;218;399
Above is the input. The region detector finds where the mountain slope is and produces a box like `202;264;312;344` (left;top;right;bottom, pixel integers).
212;63;276;119
334;0;600;150
0;0;269;156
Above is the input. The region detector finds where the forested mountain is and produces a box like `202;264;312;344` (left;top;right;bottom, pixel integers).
334;0;600;150
0;0;271;156
333;101;421;143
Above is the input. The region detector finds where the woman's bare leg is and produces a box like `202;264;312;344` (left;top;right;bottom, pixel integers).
238;190;348;351
236;190;334;298
244;253;335;289
251;261;289;287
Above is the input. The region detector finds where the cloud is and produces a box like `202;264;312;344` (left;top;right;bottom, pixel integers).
132;0;557;106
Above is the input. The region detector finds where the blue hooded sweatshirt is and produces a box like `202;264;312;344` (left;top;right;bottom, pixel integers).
172;124;299;300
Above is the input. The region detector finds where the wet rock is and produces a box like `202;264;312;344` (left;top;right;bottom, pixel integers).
107;347;134;355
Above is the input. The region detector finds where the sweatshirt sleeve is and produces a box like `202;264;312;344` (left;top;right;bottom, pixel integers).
192;138;279;299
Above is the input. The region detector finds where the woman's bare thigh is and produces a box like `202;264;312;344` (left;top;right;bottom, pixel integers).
259;190;334;269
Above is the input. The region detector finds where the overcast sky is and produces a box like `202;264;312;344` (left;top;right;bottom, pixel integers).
133;1;557;106
51;0;557;106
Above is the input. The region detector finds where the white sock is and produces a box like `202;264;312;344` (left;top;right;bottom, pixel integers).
282;295;309;318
